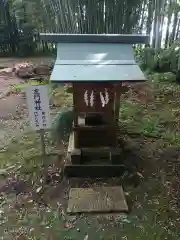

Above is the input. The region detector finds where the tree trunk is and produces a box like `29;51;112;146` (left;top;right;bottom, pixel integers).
175;18;180;39
165;1;173;47
154;0;162;49
146;0;153;36
170;4;179;44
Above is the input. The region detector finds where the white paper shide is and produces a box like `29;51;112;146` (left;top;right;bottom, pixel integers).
100;88;109;107
84;90;94;107
26;85;51;130
84;89;110;107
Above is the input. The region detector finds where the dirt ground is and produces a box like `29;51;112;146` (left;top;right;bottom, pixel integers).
0;57;53;117
0;58;179;239
0;57;53;68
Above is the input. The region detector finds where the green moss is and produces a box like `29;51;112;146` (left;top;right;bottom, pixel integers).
52;109;73;143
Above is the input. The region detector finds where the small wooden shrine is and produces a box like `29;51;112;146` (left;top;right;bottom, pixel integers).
40;34;149;177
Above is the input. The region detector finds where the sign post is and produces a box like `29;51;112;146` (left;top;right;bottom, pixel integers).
40;129;46;158
25;85;52;158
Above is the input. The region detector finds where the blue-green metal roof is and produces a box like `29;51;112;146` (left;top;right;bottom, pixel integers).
40;34;148;83
51;63;145;82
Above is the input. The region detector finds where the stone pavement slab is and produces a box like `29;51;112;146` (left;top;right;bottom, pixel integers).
67;186;128;214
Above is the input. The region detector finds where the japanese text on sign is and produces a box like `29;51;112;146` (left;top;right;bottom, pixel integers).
26;85;51;130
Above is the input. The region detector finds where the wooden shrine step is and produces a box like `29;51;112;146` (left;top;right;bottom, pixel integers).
64;163;127;178
73;124;112;130
67;132;122;165
66;131;125;177
67;186;128;214
68;133;116;156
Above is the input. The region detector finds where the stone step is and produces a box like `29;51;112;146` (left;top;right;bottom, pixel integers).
67;186;128;214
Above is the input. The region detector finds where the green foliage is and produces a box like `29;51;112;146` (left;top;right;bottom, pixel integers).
135;46;157;72
11;80;49;93
136;41;180;83
17;22;37;57
1;0;180;57
64;84;73;94
140;118;163;138
52;109;74;143
155;42;180;74
151;72;177;83
120;102;163;138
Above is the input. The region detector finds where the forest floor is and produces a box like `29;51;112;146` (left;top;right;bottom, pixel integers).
0;58;180;239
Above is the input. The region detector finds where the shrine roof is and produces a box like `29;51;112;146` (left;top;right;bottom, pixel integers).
40;34;149;83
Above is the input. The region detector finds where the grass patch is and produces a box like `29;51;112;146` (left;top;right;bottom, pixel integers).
0;78;180;239
121;179;179;240
120;77;180;146
120;101;163;137
11;81;49;93
0;139;179;240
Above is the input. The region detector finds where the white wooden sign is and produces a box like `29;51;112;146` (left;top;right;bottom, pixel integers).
26;85;51;130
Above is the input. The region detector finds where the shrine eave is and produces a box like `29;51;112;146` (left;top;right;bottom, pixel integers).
50;63;146;83
40;33;149;44
40;34;149;83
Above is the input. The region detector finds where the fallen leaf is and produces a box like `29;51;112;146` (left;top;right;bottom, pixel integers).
119;215;131;224
121;218;131;224
136;172;144;178
36;186;43;193
0;209;4;214
64;222;74;229
84;234;88;240
0;169;7;176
